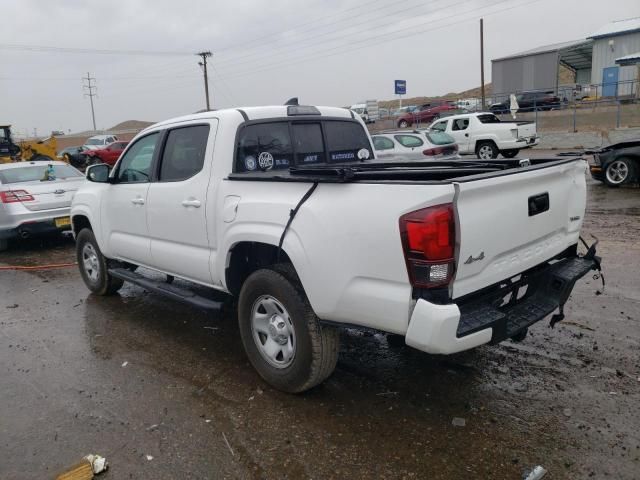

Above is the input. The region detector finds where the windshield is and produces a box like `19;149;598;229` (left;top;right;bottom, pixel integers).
86;138;105;145
0;165;83;184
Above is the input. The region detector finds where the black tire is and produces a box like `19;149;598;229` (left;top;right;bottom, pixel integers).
238;266;339;393
501;149;520;158
31;154;54;162
398;120;409;128
604;158;636;187
76;229;123;295
475;141;499;160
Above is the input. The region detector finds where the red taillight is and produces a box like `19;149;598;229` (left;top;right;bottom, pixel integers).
423;145;458;156
0;190;35;203
399;204;456;288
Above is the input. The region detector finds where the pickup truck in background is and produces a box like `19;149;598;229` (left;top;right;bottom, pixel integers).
71;103;599;393
429;112;539;159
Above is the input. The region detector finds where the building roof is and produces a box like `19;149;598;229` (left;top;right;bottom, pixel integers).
589;17;640;39
616;51;640;66
492;39;593;70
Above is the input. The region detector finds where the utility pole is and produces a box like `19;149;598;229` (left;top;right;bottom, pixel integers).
196;51;213;111
480;18;485;109
83;72;97;131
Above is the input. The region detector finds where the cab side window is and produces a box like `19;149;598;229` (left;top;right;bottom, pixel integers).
394;135;424;148
159;125;210;182
452;118;469;131
116;133;159;183
372;136;395;150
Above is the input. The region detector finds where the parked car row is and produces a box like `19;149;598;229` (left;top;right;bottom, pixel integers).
490;91;562;114
57;138;129;169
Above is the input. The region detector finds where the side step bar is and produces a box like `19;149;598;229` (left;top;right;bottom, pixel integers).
108;268;223;312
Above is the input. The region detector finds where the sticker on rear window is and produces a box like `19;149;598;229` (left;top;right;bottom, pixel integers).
357;148;370;160
258;152;274;170
331;152;355;161
244;155;257;171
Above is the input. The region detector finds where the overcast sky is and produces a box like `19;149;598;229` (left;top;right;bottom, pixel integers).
1;0;638;136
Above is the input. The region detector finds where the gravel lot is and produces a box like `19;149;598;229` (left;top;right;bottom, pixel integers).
1;169;638;479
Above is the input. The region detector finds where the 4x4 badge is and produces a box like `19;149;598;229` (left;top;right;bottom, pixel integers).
464;251;485;264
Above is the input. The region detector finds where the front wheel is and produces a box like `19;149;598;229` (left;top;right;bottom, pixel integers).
238;267;339;393
476;141;499;160
76;229;123;295
501;149;520;158
604;158;635;187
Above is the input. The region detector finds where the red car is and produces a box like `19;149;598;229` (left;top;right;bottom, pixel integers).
86;141;129;167
397;103;458;128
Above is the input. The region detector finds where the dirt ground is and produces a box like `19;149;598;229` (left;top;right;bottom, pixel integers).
0;166;638;479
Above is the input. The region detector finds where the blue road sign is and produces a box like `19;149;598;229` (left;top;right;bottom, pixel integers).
395;80;406;95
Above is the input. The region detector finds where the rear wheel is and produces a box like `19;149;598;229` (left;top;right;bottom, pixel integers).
604;158;635;187
476;141;499;160
398;120;409;128
76;229;123;295
501;149;520;158
238;266;339;393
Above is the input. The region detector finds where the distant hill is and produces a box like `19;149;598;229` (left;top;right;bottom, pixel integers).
108;120;155;131
377;84;493;109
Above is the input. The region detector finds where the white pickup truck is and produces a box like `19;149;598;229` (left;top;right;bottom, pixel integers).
429;112;539;159
71;103;599;393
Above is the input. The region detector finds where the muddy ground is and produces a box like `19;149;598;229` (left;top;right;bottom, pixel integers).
0;172;638;479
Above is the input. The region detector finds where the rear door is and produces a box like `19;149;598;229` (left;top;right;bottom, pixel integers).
451;160;587;299
102;132;159;265
147;122;215;285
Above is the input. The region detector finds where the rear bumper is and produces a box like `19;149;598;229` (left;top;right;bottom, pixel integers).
405;254;598;354
0;215;71;240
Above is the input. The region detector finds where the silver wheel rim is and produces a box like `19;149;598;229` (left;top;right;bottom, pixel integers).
251;295;296;369
606;160;629;184
82;243;100;282
478;145;494;159
400;121;407;128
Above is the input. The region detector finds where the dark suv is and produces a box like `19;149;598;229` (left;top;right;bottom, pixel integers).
490;91;561;113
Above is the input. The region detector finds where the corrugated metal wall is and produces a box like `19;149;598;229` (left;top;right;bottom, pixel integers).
591;32;640;95
491;51;559;97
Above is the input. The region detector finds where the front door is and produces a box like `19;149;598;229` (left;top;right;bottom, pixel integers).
447;117;471;152
602;67;619;97
147;122;216;285
101;132;160;266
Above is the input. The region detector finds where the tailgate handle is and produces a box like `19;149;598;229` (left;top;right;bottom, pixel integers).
528;192;549;216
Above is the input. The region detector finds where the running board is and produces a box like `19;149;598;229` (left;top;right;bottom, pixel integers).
108;268;223;312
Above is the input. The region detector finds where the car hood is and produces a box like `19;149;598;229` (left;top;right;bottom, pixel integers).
586;139;640;154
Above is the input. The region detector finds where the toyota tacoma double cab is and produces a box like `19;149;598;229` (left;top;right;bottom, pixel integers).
71;102;600;393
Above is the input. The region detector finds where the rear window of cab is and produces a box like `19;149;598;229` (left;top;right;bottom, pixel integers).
235;120;373;172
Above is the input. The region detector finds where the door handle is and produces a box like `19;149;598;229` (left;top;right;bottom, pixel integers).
182;199;201;208
131;197;145;205
465;133;469;137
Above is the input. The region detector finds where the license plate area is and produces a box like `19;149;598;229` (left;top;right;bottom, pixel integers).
55;216;71;228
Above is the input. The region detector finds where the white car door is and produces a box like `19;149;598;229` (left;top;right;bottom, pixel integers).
146;122;217;285
447;117;471;153
101;132;160;266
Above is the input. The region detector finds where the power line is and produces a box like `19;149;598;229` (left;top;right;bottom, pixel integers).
0;44;193;56
216;0;536;82
215;0;451;68
82;72;97;131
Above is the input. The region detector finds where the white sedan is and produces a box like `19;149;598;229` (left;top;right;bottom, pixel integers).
371;130;459;161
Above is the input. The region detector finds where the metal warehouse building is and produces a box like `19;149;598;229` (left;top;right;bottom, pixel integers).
491;17;640;98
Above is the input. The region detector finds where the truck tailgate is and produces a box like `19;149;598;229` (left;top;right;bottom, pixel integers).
516;122;536;139
452;160;587;299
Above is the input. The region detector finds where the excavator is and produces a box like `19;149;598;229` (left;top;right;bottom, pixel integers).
0;124;58;164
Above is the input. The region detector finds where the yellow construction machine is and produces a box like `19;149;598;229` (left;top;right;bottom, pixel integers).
0;124;58;164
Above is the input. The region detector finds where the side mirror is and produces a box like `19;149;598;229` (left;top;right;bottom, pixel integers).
86;163;110;183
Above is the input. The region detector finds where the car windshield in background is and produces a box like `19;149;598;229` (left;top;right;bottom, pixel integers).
86;138;105;145
477;114;501;124
235;120;373;172
425;131;456;145
0;165;83;184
